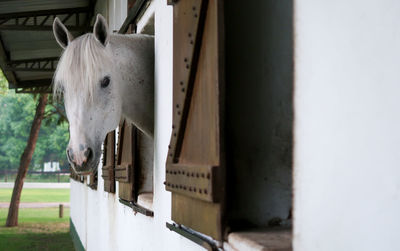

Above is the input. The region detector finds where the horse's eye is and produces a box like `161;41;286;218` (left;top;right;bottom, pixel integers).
100;76;110;88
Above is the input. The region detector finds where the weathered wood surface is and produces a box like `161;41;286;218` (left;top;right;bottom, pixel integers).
166;0;226;240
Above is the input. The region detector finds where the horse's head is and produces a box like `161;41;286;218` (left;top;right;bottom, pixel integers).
53;15;122;174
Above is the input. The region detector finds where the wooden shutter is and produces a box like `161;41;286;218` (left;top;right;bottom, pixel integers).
116;120;136;202
166;0;225;241
102;131;116;193
70;167;85;183
88;171;98;190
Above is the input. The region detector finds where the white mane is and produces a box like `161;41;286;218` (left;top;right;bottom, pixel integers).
53;33;112;103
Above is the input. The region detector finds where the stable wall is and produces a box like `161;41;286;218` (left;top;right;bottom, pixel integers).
70;1;205;250
294;1;400;250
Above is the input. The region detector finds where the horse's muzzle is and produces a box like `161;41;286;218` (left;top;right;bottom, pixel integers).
67;147;96;175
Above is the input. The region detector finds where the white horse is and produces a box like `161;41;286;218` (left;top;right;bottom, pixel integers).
53;14;154;174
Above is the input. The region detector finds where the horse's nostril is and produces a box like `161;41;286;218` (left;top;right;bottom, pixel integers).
66;148;74;163
85;148;93;162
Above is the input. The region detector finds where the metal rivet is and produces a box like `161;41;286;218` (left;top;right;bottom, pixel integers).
177;111;181;115
182;171;185;175
182;88;185;92
188;33;192;37
174;171;177;175
190;40;194;45
193;188;197;192
183;186;187;190
199;189;202;194
189;187;192;191
172;125;175;129
174;133;177;137
169;154;172;157
176;104;179;108
201;173;205;178
196;173;199;178
184;58;188;62
191;173;194;177
207;173;211;179
180;81;184;85
186;64;189;69
204;189;208;194
194;14;198;18
193;6;196;11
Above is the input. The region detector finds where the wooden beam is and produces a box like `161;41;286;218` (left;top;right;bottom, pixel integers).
119;0;150;34
17;79;53;88
0;7;93;31
0;25;89;31
8;57;59;64
0;37;17;87
6;57;58;72
0;7;90;19
15;86;52;94
6;67;54;72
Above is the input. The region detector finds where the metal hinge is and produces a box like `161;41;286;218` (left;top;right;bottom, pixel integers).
119;199;154;217
166;222;221;251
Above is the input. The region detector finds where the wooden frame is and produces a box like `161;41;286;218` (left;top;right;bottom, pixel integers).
0;7;92;31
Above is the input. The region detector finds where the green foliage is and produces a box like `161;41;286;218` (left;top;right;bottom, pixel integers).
0;71;69;172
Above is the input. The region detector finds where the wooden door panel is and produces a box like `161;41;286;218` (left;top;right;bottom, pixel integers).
166;0;225;241
102;131;116;193
116;121;136;202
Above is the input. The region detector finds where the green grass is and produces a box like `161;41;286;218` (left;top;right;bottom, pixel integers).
0;208;70;224
0;208;73;251
0;232;74;251
0;188;70;203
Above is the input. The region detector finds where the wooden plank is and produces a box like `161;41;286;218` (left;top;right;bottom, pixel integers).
166;0;205;163
102;131;115;193
136;130;154;194
116;121;136;202
166;164;216;202
0;25;88;31
88;171;98;190
172;193;222;240
0;7;90;19
115;163;131;182
166;0;226;241
0;37;17;87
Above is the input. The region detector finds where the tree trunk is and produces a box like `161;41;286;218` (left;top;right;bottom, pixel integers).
6;94;48;227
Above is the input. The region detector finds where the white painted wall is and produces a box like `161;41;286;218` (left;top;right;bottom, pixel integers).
70;1;206;250
294;1;400;250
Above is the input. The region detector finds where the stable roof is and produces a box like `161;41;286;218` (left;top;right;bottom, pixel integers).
0;0;96;93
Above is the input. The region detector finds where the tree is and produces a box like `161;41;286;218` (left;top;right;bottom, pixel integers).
6;93;48;226
0;70;69;226
0;74;69;173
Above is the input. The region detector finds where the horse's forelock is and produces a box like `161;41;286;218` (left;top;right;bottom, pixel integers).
53;33;112;103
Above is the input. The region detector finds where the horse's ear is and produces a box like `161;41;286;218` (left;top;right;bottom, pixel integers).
93;14;109;47
53;17;73;49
